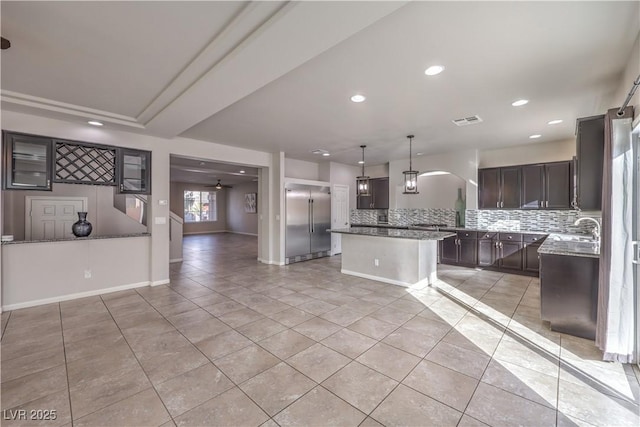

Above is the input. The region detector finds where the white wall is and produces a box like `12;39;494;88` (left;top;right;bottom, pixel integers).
169;182;227;234
3;184;147;241
399;174;466;210
389;149;479;210
226;181;259;235
285;158;320;180
478;139;575;168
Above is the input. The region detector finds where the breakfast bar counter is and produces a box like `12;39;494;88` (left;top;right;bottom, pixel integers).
330;227;455;287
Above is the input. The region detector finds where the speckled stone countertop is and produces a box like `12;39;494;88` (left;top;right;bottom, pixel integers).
350;223;409;229
330;227;455;240
538;238;600;258
1;233;151;245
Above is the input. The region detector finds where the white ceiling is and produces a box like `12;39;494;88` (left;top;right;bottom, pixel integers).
2;1;638;167
170;156;259;186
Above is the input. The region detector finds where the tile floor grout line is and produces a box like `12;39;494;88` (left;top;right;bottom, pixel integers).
57;302;77;427
0;310;12;340
93;293;177;425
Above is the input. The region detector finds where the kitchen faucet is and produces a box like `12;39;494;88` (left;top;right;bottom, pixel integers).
574;217;601;241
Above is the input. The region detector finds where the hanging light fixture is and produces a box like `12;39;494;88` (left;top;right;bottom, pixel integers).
403;135;419;194
215;179;223;190
356;145;370;196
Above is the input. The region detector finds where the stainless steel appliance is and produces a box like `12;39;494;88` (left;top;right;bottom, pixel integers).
285;183;331;264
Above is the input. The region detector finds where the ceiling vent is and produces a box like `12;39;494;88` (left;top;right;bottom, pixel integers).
452;115;483;126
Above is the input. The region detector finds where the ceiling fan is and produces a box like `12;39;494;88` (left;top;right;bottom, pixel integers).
205;179;232;190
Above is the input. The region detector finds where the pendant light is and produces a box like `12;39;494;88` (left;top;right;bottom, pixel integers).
215;179;223;190
403;135;419;194
356;145;370;196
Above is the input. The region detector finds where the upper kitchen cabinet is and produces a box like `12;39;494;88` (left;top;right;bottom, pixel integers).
575;115;604;211
522;161;573;209
478;167;520;209
356;177;388;209
478;168;500;209
118;149;151;194
3;132;53;191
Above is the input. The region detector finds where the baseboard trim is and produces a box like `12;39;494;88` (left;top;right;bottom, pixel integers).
258;258;285;266
340;269;433;289
182;230;227;235
226;231;258;237
150;279;170;287
2;281;150;311
169;258;183;263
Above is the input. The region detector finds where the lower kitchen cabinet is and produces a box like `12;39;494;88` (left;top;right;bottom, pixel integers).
439;230;546;276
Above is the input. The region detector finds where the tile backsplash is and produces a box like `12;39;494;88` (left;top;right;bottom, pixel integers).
465;209;599;234
350;208;600;235
351;208;456;227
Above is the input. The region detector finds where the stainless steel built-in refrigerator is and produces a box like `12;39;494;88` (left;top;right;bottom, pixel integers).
285;183;331;264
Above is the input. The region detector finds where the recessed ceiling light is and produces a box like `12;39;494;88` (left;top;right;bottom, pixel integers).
358;160;365;165
512;99;529;107
416;152;424;156
547;119;563;125
88;120;103;126
350;94;366;103
424;65;445;76
322;153;330;157
239;170;245;174
199;162;205;166
529;134;542;139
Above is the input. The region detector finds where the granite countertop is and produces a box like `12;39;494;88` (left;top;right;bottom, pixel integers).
330;227;455;241
350;223;409;229
1;232;151;245
538;236;600;258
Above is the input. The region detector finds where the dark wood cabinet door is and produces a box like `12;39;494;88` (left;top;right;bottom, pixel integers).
478;239;497;267
479;168;500;209
459;239;478;265
524;244;541;272
118;148;151;194
499;241;523;270
356;195;372;209
521;164;544;209
576;115;604;211
500;167;521;209
545;161;572;209
440;236;458;264
3;132;53;190
373;178;389;209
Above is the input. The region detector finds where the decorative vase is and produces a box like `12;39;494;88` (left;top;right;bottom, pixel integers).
72;212;93;237
454;188;466;227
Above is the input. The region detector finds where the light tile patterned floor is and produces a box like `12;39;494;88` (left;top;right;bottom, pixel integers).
1;233;639;426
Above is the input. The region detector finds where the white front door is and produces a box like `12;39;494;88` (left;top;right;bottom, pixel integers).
26;197;88;240
332;184;349;255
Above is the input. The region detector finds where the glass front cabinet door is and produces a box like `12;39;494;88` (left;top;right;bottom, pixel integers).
118;149;151;195
3;132;53;190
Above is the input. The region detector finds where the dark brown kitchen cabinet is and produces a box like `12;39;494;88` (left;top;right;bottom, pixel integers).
478;167;520;209
521;164;544;209
3;132;53;190
478;168;500;209
440;231;477;266
524;234;545;273
118;148;152;195
497;232;523;271
356;177;388;209
500;167;521;208
480;161;572;210
575;115;604;211
545;161;572;209
478;232;497;267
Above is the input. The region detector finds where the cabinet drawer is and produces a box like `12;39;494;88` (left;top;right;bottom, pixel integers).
523;234;546;244
498;232;522;242
479;232;497;240
457;231;478;240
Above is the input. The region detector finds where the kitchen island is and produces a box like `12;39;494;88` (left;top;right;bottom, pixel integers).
329;227;455;287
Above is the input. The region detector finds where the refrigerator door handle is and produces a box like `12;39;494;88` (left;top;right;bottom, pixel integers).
311;199;314;233
308;199;312;233
632;241;639;264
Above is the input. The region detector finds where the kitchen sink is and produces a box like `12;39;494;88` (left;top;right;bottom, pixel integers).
548;233;597;242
